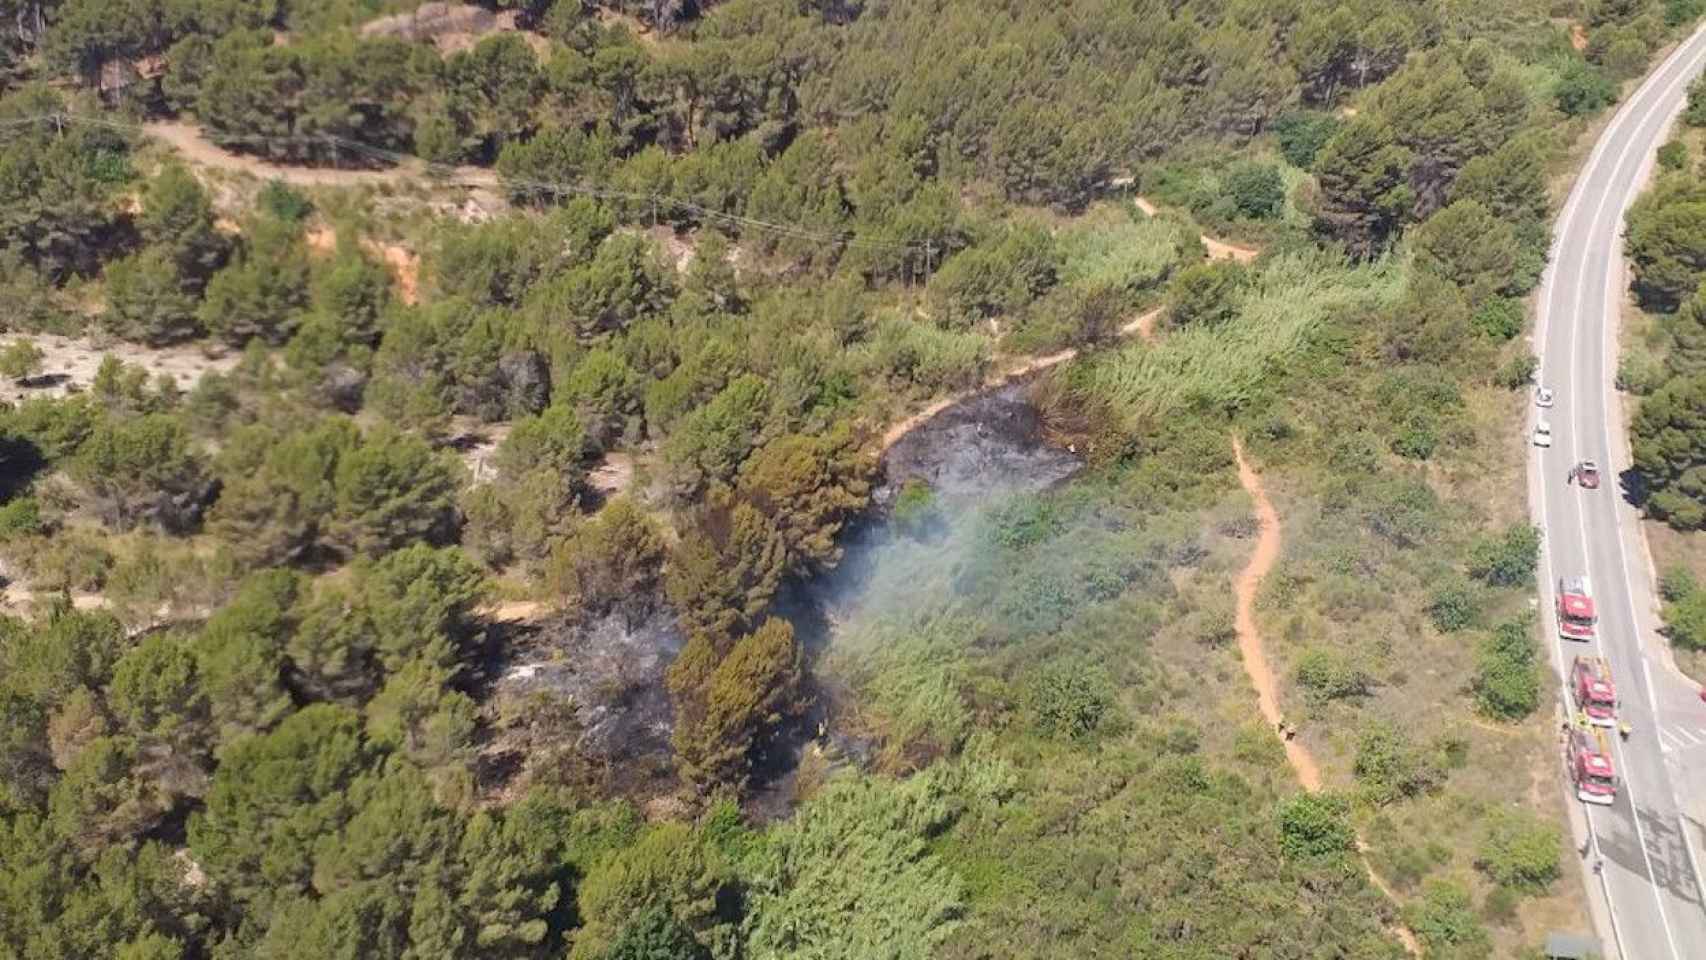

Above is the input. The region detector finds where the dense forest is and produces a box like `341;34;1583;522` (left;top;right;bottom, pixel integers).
0;0;1694;956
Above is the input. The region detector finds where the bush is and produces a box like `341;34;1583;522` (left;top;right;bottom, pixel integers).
1353;720;1443;804
0;496;43;540
1428;578;1481;632
1668;0;1705;27
1467;523;1541;588
1278;793;1356;860
1477;811;1561;891
257;180;312;222
1167;261;1246;327
0;338;44;380
1616;350;1666;395
1663;582;1706;650
1471;298;1524;340
1295;647;1371;702
1273;112;1341;169
1223;162;1286;219
1686;72;1706;126
1659;140;1690;172
1029;660;1114;740
1555;60;1617;117
1496;354;1538;389
1406;879;1491;957
891;479;941;538
1475;616;1540;719
1660;565;1699;602
1391;420;1438;460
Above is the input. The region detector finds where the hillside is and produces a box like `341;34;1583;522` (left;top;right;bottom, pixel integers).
0;0;1696;957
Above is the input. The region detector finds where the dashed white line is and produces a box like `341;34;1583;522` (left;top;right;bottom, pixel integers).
1533;25;1706;960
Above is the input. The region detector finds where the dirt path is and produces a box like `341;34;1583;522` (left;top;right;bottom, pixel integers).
141;121;499;190
1130;195;1261;264
1231;438;1420;956
1231;438;1320;788
1124;304;1162;344
878;306;1165;452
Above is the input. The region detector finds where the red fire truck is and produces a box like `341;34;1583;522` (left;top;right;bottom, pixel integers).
1571;655;1617;727
1557;576;1596;642
1567;727;1617;806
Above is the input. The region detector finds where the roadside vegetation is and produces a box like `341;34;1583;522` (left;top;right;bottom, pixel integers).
0;0;1694;956
1620;72;1706;678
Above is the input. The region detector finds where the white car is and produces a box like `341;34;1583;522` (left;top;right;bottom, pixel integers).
1533;420;1553;448
1536;386;1555;408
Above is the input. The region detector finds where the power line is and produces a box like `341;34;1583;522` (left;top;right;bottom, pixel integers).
1;112;933;256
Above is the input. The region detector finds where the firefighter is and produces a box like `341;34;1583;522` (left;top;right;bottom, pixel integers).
1575;710;1591;731
1619;720;1632;740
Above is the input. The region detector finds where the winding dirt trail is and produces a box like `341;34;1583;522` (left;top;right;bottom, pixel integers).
1131;196;1261;264
1231;438;1420;956
877;306;1164;451
1232;438;1321;788
140;121;499;190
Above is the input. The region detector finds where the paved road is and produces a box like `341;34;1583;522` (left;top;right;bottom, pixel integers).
1530;24;1706;960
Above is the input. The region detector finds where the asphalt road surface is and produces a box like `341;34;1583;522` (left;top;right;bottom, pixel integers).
1530;24;1706;960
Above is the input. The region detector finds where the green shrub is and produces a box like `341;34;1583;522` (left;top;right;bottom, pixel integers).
1223;162;1285;219
1353;720;1444;805
0;338;44;380
1659;140;1690;172
1660;565;1699;602
1029;659;1114;740
984;494;1061;550
1555;60;1617;117
1278;793;1356;860
1467;523;1541;588
1471;297;1524;340
1668;0;1705;27
1686;71;1706;126
1408;879;1492;957
1616;350;1665;395
891;479;941;538
257;180;312;222
1496;354;1538;389
1474;616;1540;720
1477;811;1561;891
1168;261;1246;327
0;496;43;541
1428;578;1481;632
1272;111;1341;169
1663;584;1706;651
1295;647;1371;702
1391;419;1439;460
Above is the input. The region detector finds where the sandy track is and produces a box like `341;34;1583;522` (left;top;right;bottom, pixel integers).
1131;195;1261;264
1232;438;1320;787
1231;438;1420;956
878;306;1164;451
141;121;498;190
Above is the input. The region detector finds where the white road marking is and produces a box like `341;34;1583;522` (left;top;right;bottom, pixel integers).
1532;26;1706;960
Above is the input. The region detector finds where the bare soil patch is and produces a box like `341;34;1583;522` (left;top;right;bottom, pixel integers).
379;242;421;305
140;121;500;191
0;332;238;406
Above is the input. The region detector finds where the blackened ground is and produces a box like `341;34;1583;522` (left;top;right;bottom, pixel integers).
478;378;1082;809
875;380;1084;507
488;606;684;760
